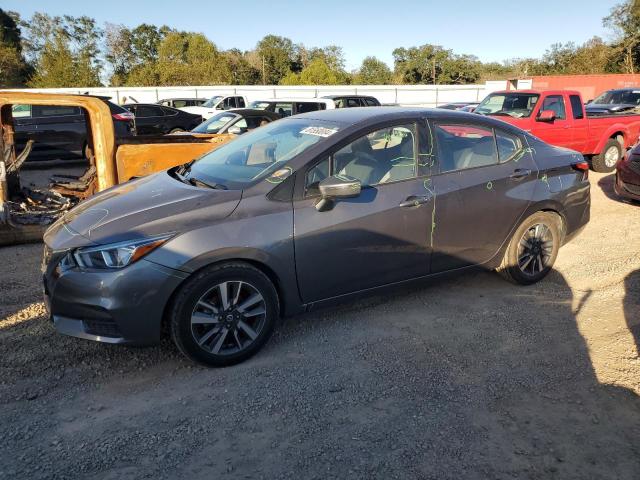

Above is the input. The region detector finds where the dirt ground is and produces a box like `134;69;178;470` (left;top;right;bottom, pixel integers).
0;171;639;480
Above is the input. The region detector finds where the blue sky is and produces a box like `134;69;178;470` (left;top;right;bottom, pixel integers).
5;0;620;70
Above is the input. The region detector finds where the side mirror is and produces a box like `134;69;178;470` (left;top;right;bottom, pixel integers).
586;99;593;104
537;110;556;122
316;175;361;211
227;126;245;135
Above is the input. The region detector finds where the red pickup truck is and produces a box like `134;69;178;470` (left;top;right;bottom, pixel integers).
474;89;640;172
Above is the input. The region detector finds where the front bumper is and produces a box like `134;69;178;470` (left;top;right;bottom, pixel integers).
43;254;189;345
615;172;640;202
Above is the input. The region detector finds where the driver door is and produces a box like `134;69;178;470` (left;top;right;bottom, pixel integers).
293;121;435;304
531;94;571;146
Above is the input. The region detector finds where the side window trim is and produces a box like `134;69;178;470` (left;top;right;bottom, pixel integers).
494;128;525;164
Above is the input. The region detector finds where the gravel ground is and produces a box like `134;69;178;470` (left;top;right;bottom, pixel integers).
1;171;639;479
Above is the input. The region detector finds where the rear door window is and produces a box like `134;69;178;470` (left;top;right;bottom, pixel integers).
295;102;323;114
569;95;584;119
161;107;178;116
274;103;293;117
236;97;246;108
365;98;378;106
32;105;81;117
434;124;497;172
347;98;362;107
136;105;165;117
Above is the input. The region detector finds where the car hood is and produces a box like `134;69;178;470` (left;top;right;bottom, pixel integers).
586;103;639;114
44;171;242;250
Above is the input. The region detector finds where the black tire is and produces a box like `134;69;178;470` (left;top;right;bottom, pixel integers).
591;138;622;173
169;262;279;367
497;212;562;285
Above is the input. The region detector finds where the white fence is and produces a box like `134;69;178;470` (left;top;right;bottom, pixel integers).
18;81;508;107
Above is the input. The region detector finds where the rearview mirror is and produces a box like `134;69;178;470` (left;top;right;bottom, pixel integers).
537;110;556;122
316;175;361;211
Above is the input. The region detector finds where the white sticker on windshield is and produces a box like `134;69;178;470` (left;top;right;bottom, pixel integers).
300;126;338;137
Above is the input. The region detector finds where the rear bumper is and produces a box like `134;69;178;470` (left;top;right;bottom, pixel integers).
44;257;189;345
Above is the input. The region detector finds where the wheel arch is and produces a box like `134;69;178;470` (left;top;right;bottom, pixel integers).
160;253;299;338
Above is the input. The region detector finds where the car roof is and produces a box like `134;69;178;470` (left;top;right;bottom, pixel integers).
226;108;280;117
288;106;529;134
490;89;581;96
251;97;334;104
321;95;375;100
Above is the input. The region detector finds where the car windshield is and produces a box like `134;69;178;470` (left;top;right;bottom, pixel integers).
592;90;640;105
202;96;224;108
180;119;341;190
475;93;540;118
249;101;271;109
192;112;238;133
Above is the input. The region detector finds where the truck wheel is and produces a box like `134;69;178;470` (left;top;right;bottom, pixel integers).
170;262;279;367
591;139;622;173
496;212;562;285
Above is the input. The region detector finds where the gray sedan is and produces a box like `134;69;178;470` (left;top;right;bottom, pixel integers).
43;107;590;367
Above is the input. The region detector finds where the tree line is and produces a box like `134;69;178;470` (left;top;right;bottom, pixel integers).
0;1;638;89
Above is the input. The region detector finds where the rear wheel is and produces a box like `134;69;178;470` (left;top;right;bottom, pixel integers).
170;262;279;367
497;212;562;285
591;138;622;173
169;127;185;134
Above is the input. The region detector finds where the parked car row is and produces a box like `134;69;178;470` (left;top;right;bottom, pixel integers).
13;94;383;161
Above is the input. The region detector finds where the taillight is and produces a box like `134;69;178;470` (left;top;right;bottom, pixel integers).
571;160;590;171
112;112;135;121
571;160;589;179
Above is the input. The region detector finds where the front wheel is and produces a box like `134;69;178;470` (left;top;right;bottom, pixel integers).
591;138;622;173
497;212;562;285
170;262;279;367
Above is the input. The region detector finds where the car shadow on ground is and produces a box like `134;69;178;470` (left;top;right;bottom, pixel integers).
3;254;640;478
624;268;640;356
597;173;639;205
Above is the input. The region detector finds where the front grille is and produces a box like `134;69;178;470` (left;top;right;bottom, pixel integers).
83;319;122;338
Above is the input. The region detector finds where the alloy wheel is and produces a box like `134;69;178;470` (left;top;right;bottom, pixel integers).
604;145;620;168
190;281;266;355
517;223;554;276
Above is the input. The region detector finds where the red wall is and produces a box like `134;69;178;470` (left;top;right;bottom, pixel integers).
523;74;640;101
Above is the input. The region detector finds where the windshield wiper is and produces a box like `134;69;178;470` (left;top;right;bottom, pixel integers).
187;177;228;190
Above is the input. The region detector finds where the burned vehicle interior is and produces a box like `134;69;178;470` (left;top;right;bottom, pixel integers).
0;92;234;245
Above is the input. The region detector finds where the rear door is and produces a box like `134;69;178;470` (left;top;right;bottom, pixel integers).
133;105;166;134
430;122;538;272
293;120;435;303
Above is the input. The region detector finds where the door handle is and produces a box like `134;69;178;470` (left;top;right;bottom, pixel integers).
399;195;431;208
510;168;531;180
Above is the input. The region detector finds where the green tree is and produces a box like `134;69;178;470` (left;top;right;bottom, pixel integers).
605;0;640;73
355;56;393;84
393;44;481;84
22;13;102;87
280;58;342;85
0;9;28;86
256;35;297;84
225;48;260;85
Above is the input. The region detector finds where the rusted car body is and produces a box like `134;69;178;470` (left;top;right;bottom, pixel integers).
0;92;234;245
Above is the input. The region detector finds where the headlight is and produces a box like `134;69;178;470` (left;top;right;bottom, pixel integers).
72;235;172;270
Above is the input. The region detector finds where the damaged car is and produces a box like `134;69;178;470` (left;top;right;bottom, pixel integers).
0;92;237;246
